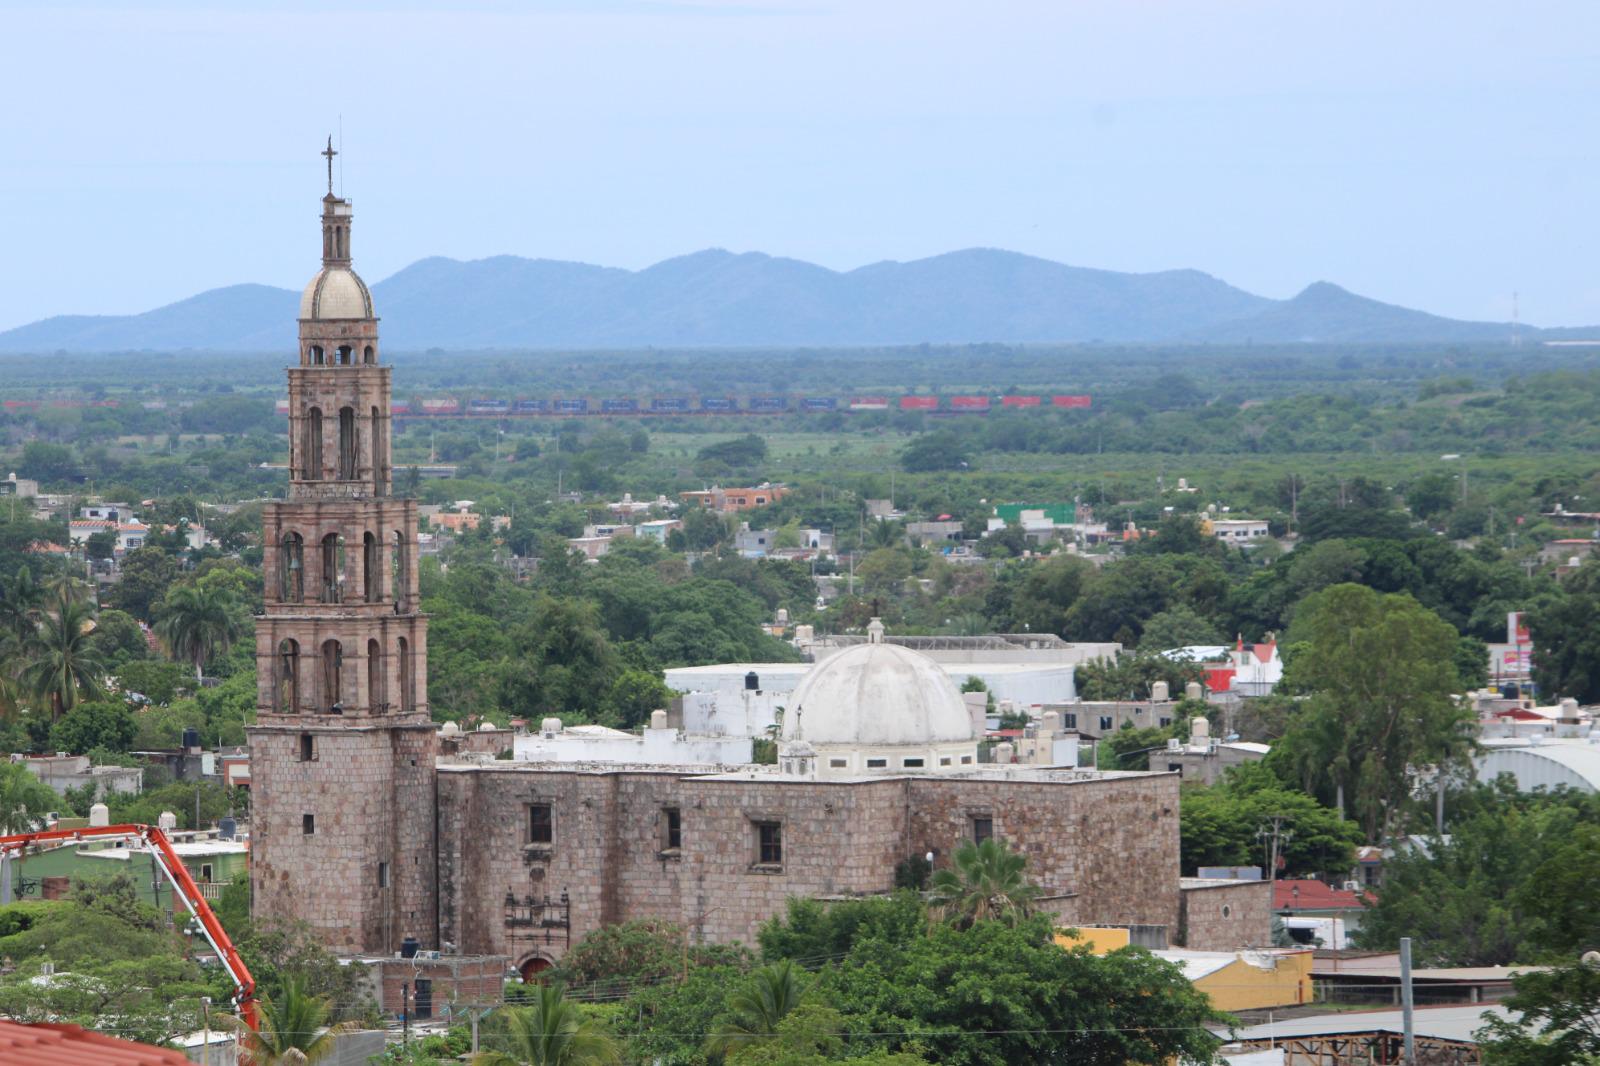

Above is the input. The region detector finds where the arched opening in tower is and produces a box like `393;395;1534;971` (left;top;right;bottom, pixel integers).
321;639;343;712
280;532;304;603
338;406;358;479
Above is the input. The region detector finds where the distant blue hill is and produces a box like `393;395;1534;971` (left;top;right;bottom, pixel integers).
0;248;1556;351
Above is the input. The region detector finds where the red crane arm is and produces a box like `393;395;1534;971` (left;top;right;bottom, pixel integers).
0;822;259;1030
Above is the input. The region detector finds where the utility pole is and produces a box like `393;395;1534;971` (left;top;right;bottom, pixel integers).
1400;937;1417;1064
1256;815;1294;881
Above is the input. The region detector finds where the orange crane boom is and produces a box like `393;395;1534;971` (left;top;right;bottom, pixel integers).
0;822;258;1030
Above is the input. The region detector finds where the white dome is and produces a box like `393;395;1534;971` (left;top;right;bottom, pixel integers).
300;267;374;320
784;642;975;748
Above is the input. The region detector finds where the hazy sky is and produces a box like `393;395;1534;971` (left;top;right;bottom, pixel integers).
3;0;1598;332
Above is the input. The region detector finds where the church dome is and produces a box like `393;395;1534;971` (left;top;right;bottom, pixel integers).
783;641;975;748
300;267;374;320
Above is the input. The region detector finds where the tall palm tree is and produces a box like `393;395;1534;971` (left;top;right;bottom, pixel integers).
704;961;807;1062
17;595;106;721
928;837;1040;929
221;977;356;1066
155;584;244;681
472;983;620;1066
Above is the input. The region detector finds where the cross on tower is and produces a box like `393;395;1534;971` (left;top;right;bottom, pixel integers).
322;136;337;195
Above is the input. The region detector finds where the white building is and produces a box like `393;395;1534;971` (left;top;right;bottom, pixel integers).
778;621;981;777
1476;734;1600;794
509;713;752;766
1209;519;1270;544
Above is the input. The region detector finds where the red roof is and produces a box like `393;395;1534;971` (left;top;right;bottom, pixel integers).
1274;878;1374;911
0;1021;193;1065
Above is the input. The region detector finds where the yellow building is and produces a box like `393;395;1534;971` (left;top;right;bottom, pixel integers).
1056;928;1313;1012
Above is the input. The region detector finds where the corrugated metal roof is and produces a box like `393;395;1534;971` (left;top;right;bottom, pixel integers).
1227;1003;1514;1044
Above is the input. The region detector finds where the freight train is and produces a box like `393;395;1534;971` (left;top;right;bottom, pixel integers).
273;394;1092;418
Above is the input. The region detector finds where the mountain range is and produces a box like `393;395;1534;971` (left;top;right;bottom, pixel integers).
0;248;1566;352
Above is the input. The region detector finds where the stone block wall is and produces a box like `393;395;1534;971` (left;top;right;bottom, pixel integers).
1179;879;1274;950
435;766;1182;968
248;720;438;955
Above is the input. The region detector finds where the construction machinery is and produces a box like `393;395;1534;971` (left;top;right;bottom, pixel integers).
0;822;258;1030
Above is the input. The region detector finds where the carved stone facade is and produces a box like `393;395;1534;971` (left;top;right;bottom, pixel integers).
248;178;435;956
434;764;1181;974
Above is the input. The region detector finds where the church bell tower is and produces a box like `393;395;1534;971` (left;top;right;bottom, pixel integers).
248;142;437;954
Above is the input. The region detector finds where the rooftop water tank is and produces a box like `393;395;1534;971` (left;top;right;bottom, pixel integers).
89;803;110;828
745;671;760;691
157;810;177;830
218;816;237;840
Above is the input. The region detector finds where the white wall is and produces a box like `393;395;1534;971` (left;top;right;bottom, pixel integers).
513;727;751;766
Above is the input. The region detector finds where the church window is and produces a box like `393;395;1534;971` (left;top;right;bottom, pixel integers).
337;345;352;366
371;406;385;496
368;639;384;714
528;804;553;845
398;636;414;713
971;816;994;845
321;533;343;602
378;862;390;888
392;530;408;609
279;533;304;603
662;807;681;851
960;755;973;765
321;639;343;710
299;733;314;761
276;639;300;714
303;814;315;835
305;408;323;479
939;757;952;766
902;758;925;768
363;532;379;602
866;758;887;769
309;344;324;365
755;822;783;866
363;345;375;364
338;406;357;479
828;758;848;769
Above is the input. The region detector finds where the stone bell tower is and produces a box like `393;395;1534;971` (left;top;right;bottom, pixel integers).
248;142;437;954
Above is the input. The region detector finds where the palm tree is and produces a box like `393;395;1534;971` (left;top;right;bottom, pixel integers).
867;518;902;549
0;566;42;645
471;983;620;1066
154;584;244;681
928;837;1040;929
0;761;63;834
704;961;807;1061
17;595;107;721
221;977;357;1066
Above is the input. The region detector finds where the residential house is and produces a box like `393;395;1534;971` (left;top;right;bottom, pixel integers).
679;484;789;513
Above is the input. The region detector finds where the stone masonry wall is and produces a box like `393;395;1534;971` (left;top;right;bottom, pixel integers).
435;766;1181;967
1179;879;1274;951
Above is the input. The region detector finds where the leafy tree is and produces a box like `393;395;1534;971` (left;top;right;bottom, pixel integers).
1137;604;1226;651
1074;652;1203;701
155;583;246;680
221;976;358;1066
899;432;969;472
1179;765;1363;878
1530;559;1600;702
50;699;137;755
84;528;117;560
110;546;179;621
603;670;673;730
706;961;809;1061
811;915;1225;1066
474;983;621;1066
115;659;192;705
1476;963;1600;1066
854;549;911;594
1275;584;1473;840
696;434;769;470
928;838;1039;929
758;895;927;965
91;608;150;666
1355;783;1600;965
554;919;747;994
0;761;64;833
726;1002;930;1065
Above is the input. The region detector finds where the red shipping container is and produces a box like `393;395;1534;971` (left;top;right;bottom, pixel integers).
899;396;940;410
950;396;991;410
1001;395;1041;408
1052;394;1092;408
